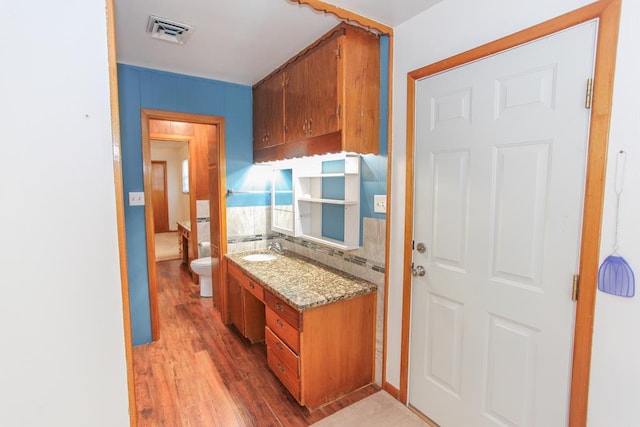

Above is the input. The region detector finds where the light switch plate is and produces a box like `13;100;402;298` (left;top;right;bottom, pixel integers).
129;192;145;206
374;195;387;213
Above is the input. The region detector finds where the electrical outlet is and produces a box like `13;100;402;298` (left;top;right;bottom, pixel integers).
129;192;145;206
374;195;387;213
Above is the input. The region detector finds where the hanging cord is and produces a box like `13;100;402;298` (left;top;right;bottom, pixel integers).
613;150;626;254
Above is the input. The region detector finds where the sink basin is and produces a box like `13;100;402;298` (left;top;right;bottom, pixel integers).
242;253;277;262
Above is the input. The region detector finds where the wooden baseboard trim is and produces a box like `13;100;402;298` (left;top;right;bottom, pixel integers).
382;381;400;399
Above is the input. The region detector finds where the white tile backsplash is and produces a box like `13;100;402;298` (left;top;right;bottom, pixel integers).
197;221;210;245
196;200;210;219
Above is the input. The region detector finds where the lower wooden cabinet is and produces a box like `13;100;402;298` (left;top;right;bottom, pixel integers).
226;260;265;344
226;258;375;409
265;290;375;410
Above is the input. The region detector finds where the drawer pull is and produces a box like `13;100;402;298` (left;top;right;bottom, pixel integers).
277;363;286;373
275;342;284;352
249;282;255;289
275;302;284;312
276;319;284;328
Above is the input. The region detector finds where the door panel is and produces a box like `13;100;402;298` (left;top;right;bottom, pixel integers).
410;22;598;426
151;161;169;233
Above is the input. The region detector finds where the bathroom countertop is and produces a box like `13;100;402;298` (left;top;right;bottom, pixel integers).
177;220;191;232
226;250;377;311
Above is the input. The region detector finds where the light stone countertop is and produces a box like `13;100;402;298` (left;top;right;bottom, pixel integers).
226;250;377;311
177;220;191;232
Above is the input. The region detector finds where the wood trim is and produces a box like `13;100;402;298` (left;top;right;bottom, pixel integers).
399;74;416;405
140;115;160;341
571;1;621;425
105;0;137;422
382;381;400;399
399;0;621;423
381;32;394;394
141;109;228;342
290;0;393;35
105;0;137;424
253;131;342;163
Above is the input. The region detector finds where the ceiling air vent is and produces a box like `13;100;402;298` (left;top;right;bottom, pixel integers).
146;15;194;45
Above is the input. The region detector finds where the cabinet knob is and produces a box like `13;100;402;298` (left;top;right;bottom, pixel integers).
249;282;255;289
275;302;284;311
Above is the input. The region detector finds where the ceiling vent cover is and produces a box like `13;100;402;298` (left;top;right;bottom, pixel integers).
146;15;194;45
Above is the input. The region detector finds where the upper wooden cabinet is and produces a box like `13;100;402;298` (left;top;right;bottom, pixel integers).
253;23;380;163
253;72;284;151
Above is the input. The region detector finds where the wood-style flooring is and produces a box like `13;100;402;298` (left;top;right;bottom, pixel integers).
134;259;378;426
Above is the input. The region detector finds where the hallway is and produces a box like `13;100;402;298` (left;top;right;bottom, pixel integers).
133;260;378;426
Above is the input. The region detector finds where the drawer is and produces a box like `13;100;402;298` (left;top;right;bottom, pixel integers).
264;291;300;330
267;347;301;402
266;307;300;353
244;278;264;302
265;326;299;376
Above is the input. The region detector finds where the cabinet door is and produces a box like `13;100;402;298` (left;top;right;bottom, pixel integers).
284;57;308;143
264;73;284;147
285;37;340;142
227;273;244;334
305;36;340;138
254;73;284;149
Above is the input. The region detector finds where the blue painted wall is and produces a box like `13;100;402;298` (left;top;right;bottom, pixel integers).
358;35;389;244
118;64;255;345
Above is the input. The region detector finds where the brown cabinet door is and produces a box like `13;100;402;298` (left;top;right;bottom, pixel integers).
227;273;244;334
254;73;284;149
304;36;340;138
283;57;308;143
253;80;269;150
285;37;340;143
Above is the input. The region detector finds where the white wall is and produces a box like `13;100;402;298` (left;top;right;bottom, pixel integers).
0;2;130;426
151;142;190;230
388;0;640;425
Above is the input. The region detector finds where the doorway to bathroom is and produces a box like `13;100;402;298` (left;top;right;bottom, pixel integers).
140;109;228;341
150;140;190;262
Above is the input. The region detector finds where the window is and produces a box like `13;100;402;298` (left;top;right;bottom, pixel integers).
182;159;189;193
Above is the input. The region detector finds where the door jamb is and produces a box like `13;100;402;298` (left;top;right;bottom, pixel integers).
141;109;227;342
399;1;621;426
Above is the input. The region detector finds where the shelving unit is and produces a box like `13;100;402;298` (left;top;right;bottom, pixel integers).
270;153;361;250
296;154;360;250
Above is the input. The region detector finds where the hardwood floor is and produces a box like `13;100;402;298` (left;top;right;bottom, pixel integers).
134;260;379;426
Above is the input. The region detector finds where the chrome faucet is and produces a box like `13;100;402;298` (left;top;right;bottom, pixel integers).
267;241;284;255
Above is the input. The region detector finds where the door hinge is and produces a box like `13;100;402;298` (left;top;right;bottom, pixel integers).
572;274;580;301
411;240;415;250
336;105;341;118
585;78;594;109
336;47;341;59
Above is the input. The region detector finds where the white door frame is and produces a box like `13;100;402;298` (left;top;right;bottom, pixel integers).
398;1;621;426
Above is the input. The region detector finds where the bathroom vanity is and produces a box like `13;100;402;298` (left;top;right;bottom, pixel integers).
177;220;191;266
225;251;377;410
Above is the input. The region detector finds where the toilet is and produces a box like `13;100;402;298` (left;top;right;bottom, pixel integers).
190;257;213;297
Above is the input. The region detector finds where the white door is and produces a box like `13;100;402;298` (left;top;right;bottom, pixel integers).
409;22;598;427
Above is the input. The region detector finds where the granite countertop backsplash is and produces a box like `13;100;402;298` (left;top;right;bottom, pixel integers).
226;250;377;311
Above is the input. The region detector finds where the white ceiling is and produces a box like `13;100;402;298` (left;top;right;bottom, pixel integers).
114;0;442;86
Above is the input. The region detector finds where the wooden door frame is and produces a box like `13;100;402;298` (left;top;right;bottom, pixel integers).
141;109;227;342
399;1;621;426
150;160;170;233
